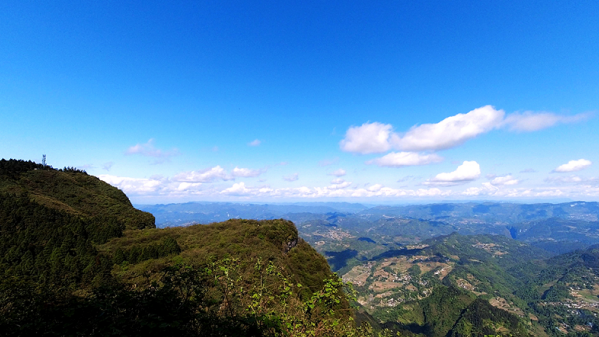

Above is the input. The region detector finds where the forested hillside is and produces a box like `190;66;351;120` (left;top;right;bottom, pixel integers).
0;159;155;230
0;159;389;337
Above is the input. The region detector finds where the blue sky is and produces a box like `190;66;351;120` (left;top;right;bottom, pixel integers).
1;1;598;203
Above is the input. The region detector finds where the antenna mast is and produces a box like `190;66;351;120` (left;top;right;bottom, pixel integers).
42;154;46;167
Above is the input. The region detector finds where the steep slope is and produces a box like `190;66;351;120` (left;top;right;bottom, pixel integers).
0;159;155;229
448;298;530;337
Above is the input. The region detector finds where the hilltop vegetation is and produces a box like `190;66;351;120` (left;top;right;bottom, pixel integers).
0;159;155;230
0;159;392;337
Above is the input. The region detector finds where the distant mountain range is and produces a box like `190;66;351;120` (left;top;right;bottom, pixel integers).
138;200;599;336
136;201;370;227
138;200;599;253
139;200;599;227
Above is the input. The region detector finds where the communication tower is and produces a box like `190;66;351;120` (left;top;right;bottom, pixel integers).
42;154;46;167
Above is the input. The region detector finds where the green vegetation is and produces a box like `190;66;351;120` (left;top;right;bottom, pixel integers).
0;193;118;289
336;231;599;336
0;159;401;337
0;159;155;230
449;299;529;337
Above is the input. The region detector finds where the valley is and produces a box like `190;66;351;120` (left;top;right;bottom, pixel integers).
142;200;599;336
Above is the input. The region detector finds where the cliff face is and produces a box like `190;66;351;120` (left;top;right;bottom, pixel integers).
0;159;155;229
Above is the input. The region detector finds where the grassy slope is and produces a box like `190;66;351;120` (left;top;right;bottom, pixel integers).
0;159;154;229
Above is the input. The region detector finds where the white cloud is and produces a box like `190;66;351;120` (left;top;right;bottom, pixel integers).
98;174;163;194
125;139;179;161
248;139;261;147
489;175;519;186
215;183;450;199
101;171;452;200
461;177;599;198
170;166;264;183
424;161;481;186
554;159;592;172
231;167;263;178
177;182;203;191
283;173;299;182
97;169;599;201
329;178;352;189
545;175;599;187
173;166;231;183
101;173;599;201
503;111;591;132
394;106;504;151
339;106;590;155
221;182;252;196
366;152;443;167
368;184;383;192
463;184;496;196
330;168;346;177
535;189;565;197
339;122;393;154
520;168;536;173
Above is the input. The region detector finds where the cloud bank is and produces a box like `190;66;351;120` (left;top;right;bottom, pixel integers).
340;106;590;154
98;171;599;201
